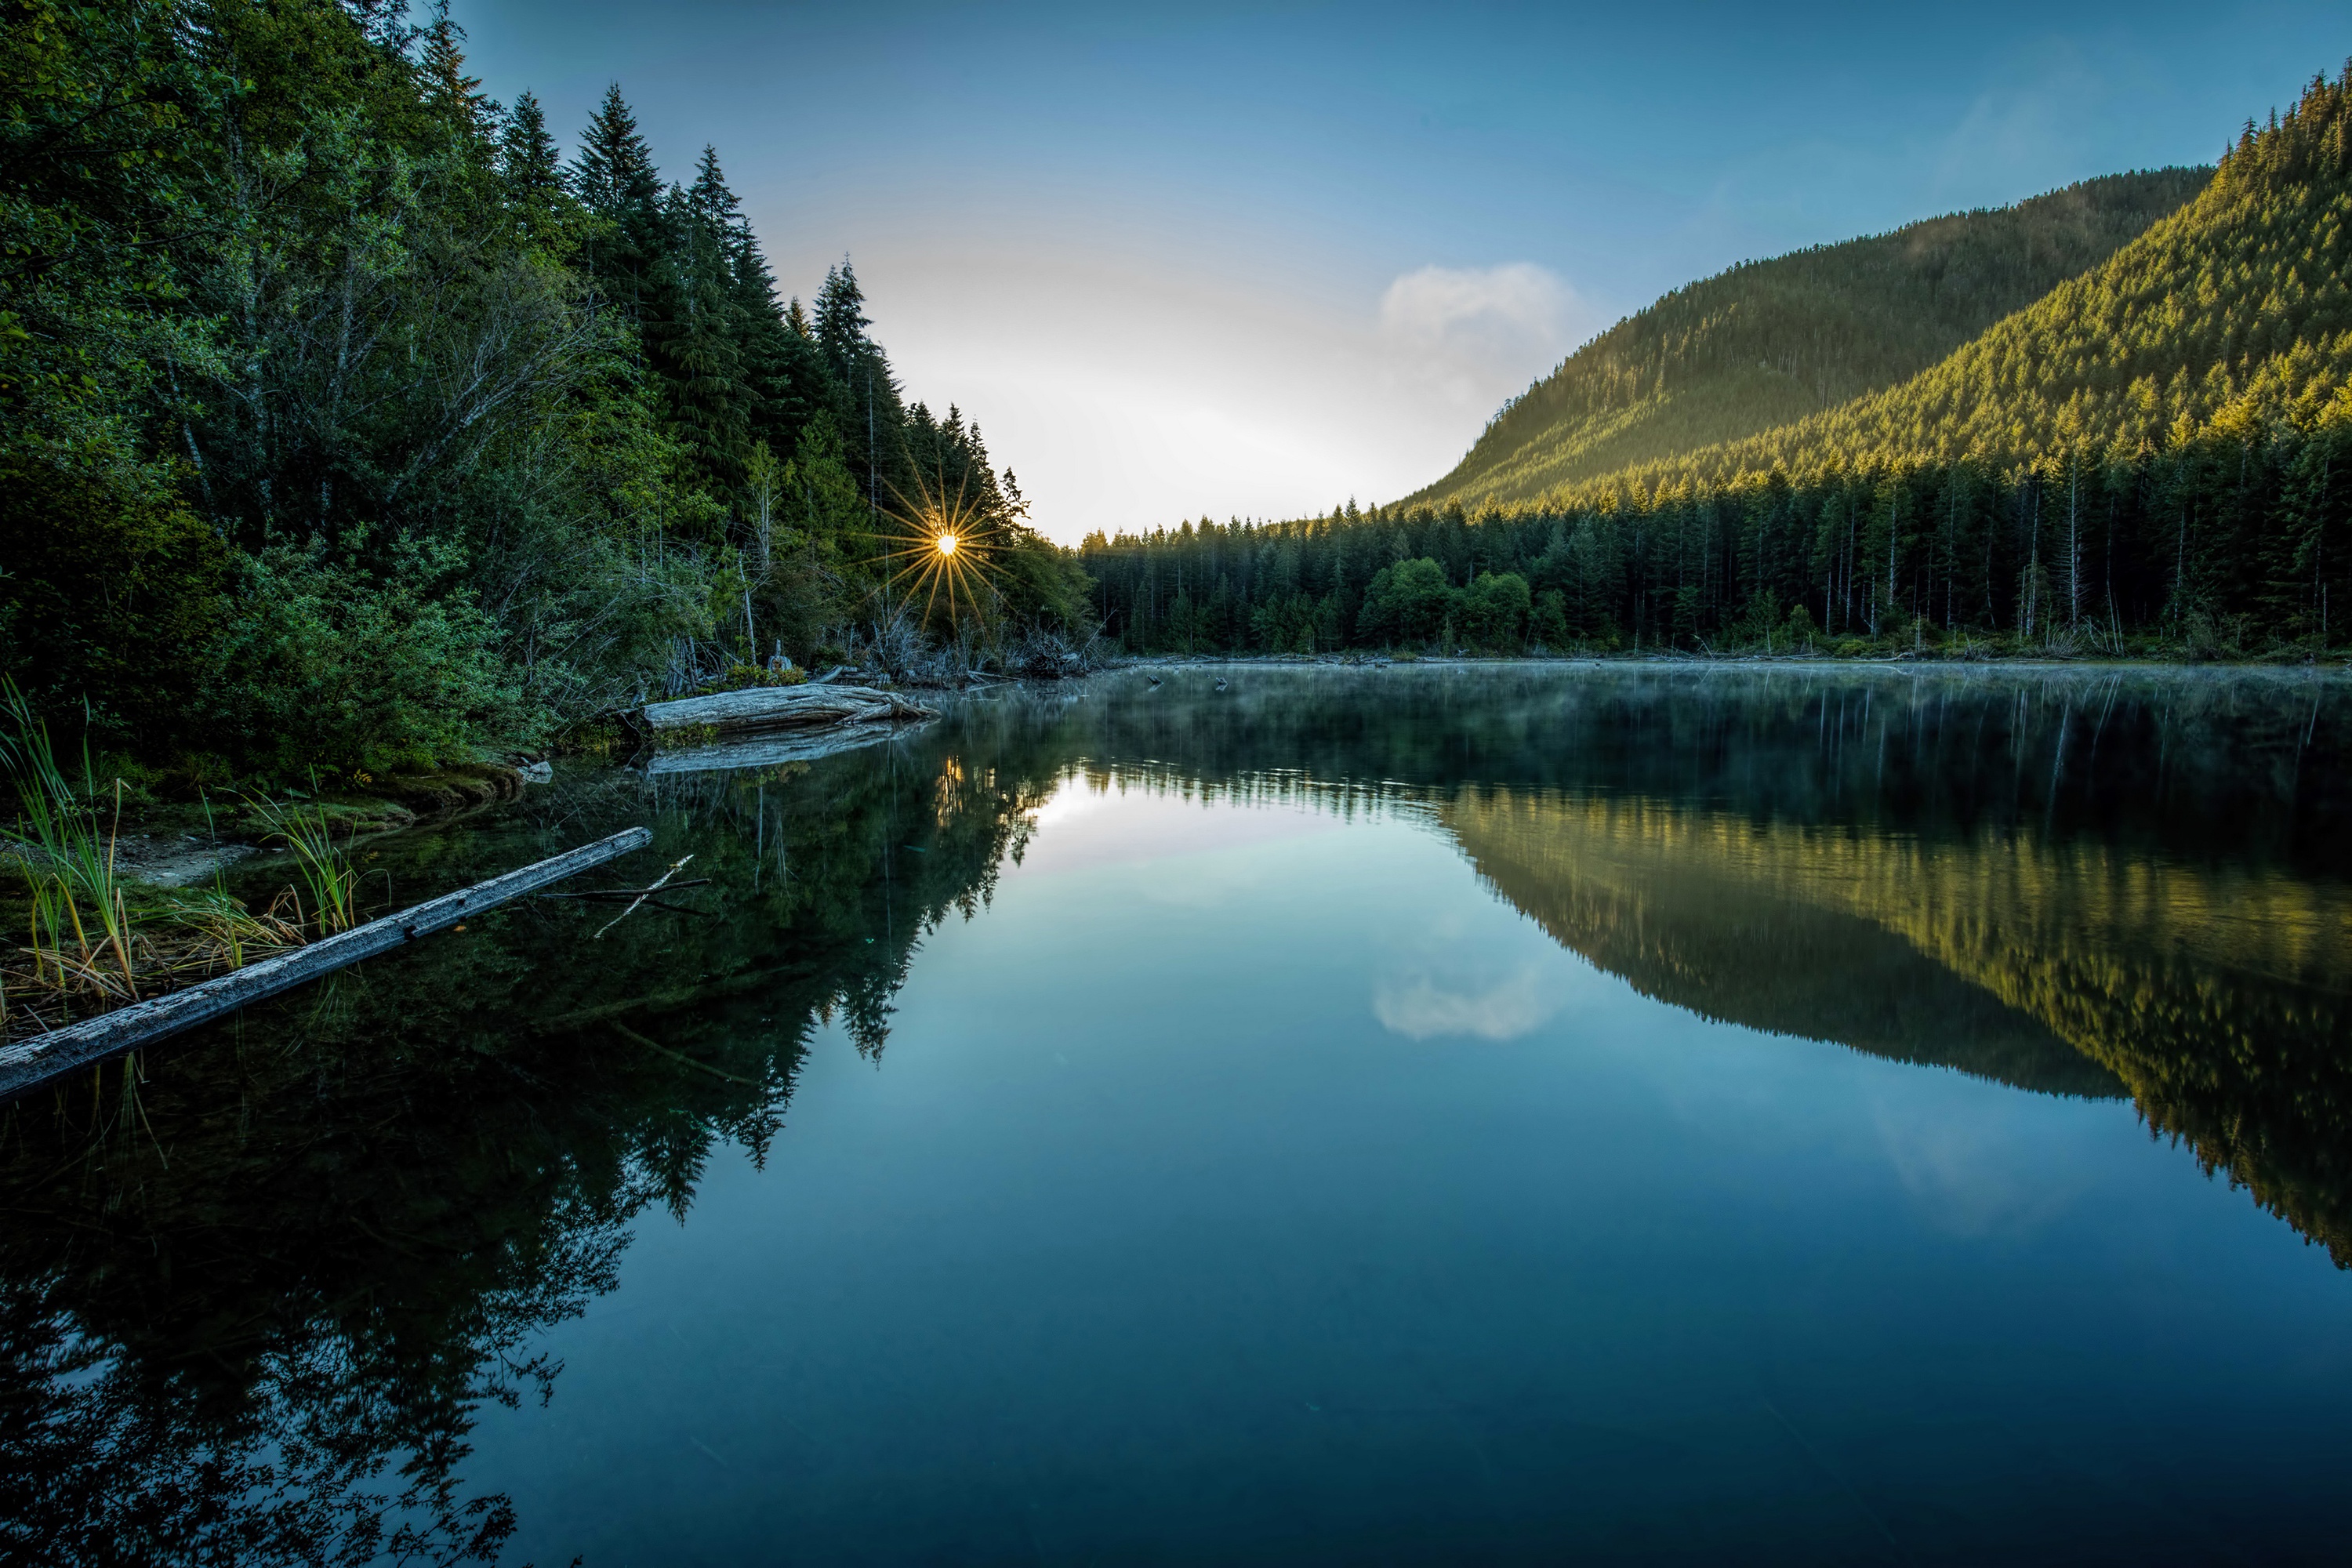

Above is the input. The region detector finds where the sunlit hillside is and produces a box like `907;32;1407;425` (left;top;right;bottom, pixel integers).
1410;170;2209;510
1497;71;2352;508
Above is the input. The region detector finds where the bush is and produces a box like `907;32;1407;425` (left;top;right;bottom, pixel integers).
205;533;529;778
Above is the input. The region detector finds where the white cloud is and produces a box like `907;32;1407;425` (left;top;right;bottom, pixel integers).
1374;963;1560;1042
1377;262;1595;417
1380;262;1576;353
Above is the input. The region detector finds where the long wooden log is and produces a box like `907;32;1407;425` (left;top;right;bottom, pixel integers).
627;684;934;741
0;826;654;1103
641;718;924;776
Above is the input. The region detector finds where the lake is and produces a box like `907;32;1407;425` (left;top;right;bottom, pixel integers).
5;663;2351;1566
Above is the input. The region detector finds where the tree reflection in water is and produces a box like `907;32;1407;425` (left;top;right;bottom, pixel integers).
2;664;2347;1563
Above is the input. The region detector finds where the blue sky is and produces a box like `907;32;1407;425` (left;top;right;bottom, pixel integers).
456;1;2348;538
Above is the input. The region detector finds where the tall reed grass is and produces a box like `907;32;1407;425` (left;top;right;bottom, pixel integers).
244;782;360;934
0;682;303;1039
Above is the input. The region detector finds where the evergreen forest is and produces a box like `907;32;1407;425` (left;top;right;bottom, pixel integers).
0;0;1088;779
1084;68;2352;660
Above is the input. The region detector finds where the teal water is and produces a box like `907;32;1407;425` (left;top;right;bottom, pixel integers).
6;666;2352;1565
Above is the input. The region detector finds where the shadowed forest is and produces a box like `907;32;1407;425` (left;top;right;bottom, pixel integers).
0;0;1087;782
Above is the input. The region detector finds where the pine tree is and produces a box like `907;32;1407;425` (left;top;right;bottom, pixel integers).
649;164;750;488
812;258;906;521
813;260;871;383
499;90;565;235
419;2;495;144
571;83;664;312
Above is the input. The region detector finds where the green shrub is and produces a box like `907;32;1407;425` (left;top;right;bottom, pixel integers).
205;533;530;778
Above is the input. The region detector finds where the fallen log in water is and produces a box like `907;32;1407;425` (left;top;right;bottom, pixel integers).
0;826;654;1104
640;718;925;777
626;684;934;742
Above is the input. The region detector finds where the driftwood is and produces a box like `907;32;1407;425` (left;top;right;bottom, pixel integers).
627;684;933;743
593;854;692;939
0;827;654;1104
539;879;712;901
640;718;925;777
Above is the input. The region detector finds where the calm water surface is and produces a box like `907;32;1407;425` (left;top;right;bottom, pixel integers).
6;665;2352;1566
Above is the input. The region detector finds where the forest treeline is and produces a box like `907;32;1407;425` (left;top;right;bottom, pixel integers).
0;0;1087;778
1086;69;2352;659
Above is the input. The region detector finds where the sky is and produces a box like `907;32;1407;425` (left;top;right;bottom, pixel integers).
455;1;2350;542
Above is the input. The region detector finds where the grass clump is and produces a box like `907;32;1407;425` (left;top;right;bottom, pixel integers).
243;785;361;935
0;683;310;1040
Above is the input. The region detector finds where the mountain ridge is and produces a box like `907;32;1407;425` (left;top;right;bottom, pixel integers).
1410;169;2212;510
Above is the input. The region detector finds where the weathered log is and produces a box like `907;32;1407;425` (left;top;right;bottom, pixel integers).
639;718;926;777
0;826;654;1103
626;684;934;742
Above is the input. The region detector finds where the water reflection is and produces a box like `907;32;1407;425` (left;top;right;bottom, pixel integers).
0;744;1057;1564
2;663;2347;1563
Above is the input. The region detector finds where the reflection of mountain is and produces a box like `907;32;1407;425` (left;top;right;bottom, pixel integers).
7;668;2352;1563
1442;791;2117;1098
1442;787;2352;1260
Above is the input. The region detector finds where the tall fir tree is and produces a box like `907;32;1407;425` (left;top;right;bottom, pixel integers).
570;83;665;313
813;260;871;383
499;89;566;235
649;153;752;488
419;2;495;145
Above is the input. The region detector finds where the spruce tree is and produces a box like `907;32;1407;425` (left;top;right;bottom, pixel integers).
649;169;750;488
813;260;872;383
571;83;665;312
499;90;565;235
419;2;495;144
811;258;906;522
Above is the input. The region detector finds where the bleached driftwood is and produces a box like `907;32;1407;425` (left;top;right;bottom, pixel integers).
0;827;653;1103
640;719;924;777
627;684;934;742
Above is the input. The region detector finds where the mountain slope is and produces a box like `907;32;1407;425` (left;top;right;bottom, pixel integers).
1411;169;2209;510
1569;71;2352;499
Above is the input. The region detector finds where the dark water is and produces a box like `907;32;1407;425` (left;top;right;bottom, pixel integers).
6;664;2352;1566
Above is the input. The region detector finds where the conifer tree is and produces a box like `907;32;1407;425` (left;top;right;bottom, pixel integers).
419;2;495;143
572;83;665;311
499;90;566;236
649;155;752;487
813;260;872;383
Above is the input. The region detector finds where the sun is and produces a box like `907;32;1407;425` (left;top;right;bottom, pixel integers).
871;463;1004;631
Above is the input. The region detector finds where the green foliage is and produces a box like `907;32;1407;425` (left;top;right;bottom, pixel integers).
207;534;528;778
1460;571;1532;650
1417;169;2209;510
1362;558;1454;645
0;1;1083;776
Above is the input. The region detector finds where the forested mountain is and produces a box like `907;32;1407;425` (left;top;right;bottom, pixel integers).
1412;170;2209;510
1085;67;2352;659
1606;81;2352;493
0;0;1086;777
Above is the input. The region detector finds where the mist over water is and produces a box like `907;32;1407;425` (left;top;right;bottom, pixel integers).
5;664;2350;1566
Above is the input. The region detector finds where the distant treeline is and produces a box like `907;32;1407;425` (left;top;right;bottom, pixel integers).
0;0;1085;779
1083;419;2347;656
